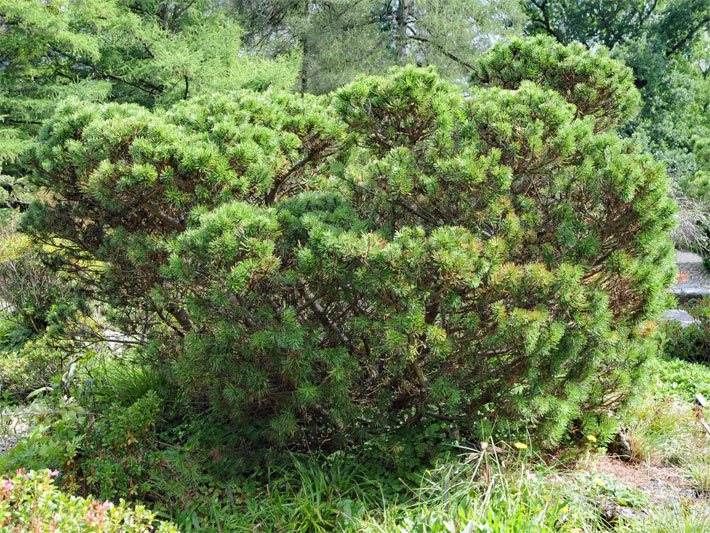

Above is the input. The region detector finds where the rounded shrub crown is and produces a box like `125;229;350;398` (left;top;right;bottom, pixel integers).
24;38;676;449
474;35;642;132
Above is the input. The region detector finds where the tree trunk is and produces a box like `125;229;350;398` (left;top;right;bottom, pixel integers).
396;0;408;63
300;0;311;93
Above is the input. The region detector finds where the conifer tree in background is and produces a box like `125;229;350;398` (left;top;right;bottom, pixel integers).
230;0;525;94
23;38;676;450
0;0;299;210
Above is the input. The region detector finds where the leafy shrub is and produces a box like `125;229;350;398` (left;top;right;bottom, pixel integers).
0;398;87;482
0;319;78;400
662;297;710;364
80;392;164;500
680;136;710;204
0;313;109;401
0;218;95;400
0;220;64;333
0;469;177;532
21;37;676;450
0;392;163;500
653;356;710;401
0;394;226;526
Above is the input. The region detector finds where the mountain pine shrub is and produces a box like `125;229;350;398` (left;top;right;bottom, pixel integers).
22;37;676;449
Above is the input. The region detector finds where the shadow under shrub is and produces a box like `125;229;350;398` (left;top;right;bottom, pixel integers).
20;36;676;452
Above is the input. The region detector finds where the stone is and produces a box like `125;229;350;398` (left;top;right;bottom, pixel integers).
673;250;710;303
661;309;698;328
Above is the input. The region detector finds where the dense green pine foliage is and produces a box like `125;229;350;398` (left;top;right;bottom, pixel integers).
0;5;705;531
0;0;299;209
21;37;676;450
474;36;641;132
522;0;709;203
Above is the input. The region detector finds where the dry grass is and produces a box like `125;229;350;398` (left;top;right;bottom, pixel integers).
620;396;706;466
672;193;710;256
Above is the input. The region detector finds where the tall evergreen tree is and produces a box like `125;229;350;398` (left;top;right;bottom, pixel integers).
231;0;525;94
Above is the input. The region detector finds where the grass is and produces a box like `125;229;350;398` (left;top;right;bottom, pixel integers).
165;441;701;532
180;446;608;532
1;347;708;532
352;448;605;533
688;461;710;496
178;351;709;532
620;504;710;533
621;395;703;465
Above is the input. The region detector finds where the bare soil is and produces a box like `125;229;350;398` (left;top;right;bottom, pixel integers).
588;455;697;506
